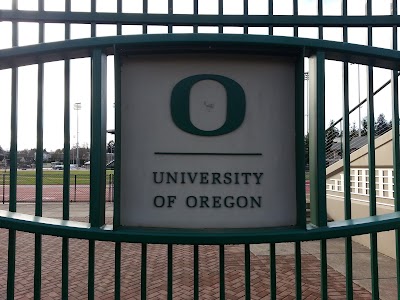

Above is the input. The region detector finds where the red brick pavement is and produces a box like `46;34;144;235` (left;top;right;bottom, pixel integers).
0;222;372;299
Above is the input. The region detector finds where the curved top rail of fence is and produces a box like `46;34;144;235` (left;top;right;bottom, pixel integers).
0;34;399;70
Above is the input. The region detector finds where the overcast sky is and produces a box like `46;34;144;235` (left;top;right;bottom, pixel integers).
0;0;397;151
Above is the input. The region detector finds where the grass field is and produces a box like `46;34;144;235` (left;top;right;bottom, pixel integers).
0;170;114;185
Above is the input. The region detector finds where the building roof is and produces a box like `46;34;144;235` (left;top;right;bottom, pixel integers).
330;136;368;151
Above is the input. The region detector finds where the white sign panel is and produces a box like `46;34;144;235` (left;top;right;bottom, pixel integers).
120;54;296;228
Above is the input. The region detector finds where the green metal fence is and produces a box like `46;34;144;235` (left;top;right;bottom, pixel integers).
0;0;400;299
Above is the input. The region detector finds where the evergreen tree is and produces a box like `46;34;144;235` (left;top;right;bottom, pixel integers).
375;113;391;136
350;122;359;140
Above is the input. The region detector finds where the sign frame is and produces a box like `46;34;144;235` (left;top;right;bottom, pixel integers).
113;39;306;234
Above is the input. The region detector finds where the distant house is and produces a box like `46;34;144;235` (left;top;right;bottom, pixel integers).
34;151;52;162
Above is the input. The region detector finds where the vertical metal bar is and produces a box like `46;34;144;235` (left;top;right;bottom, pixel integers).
9;4;18;214
318;0;323;39
143;0;148;34
74;174;77;202
219;245;225;300
309;51;327;227
296;54;306;227
218;0;223;33
62;237;69;299
110;22;119;300
294;52;305;300
309;51;327;299
113;49;121;229
108;173;111;202
117;0;122;35
366;2;379;298
194;245;199;300
295;242;302;300
141;243;147;300
167;244;173;300
320;239;328;300
114;242;121;300
293;0;298;37
193;0;198;33
90;49;107;227
343;60;354;300
7;1;18;297
88;239;95;300
62;2;71;299
2;174;5;204
244;244;251;300
34;2;45;298
168;0;173;33
368;60;380;300
268;0;273;35
112;174;114;202
341;2;353;299
391;2;400;298
91;0;96;37
270;243;276;300
7;229;16;299
243;0;248;34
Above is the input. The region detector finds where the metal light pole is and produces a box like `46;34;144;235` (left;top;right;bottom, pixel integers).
74;102;82;167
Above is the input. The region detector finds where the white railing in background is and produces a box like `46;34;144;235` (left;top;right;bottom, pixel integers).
327;168;394;200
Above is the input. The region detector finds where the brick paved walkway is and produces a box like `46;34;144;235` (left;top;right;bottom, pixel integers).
0;227;373;299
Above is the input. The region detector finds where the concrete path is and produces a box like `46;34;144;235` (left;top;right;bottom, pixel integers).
0;203;397;299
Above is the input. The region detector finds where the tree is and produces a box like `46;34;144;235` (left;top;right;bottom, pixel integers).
350;122;358;140
360;114;392;137
0;145;4;161
361;117;368;136
375;113;391;136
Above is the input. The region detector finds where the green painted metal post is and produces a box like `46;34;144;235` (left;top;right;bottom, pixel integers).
245;244;251;300
309;51;328;300
62;2;71;299
194;245;199;300
34;2;45;295
342;2;354;298
220;245;225;300
114;242;121;300
141;243;147;300
392;2;400;297
309;51;327;227
294;53;305;300
90;48;107;228
7;3;18;297
167;244;173;300
270;243;276;300
113;49;121;229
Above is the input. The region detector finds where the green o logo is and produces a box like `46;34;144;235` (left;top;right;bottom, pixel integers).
170;74;246;136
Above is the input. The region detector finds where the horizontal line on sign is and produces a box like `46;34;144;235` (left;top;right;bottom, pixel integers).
154;152;262;156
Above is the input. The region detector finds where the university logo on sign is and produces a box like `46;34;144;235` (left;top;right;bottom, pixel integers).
171;74;246;136
120;53;296;228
